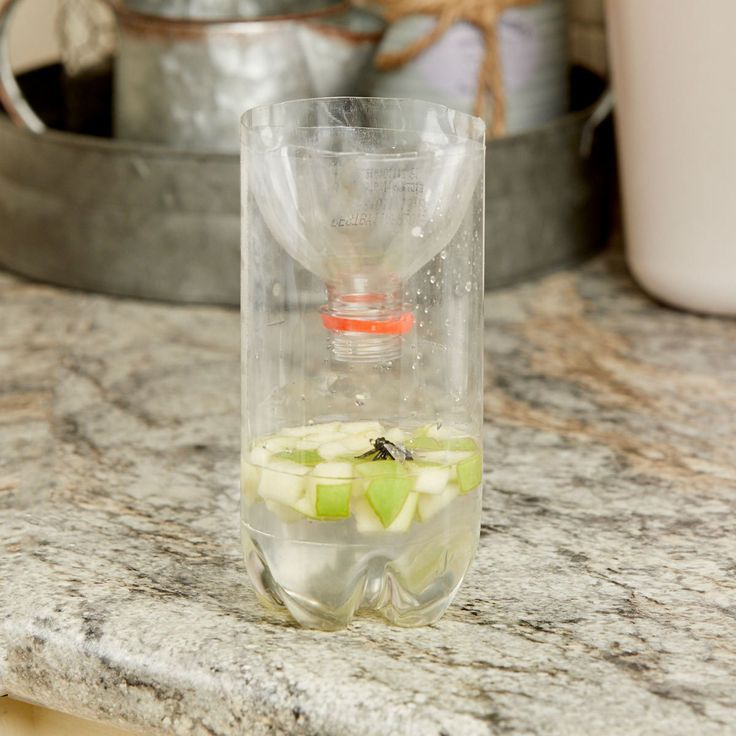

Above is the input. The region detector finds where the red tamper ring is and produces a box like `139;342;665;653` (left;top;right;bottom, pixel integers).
320;311;414;335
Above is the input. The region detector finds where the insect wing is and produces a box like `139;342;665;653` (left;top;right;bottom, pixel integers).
385;441;411;462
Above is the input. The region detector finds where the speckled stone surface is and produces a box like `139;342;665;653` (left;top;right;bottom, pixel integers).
1;250;735;736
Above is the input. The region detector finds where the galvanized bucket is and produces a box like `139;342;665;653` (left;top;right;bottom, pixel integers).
0;0;384;150
368;0;570;135
0;64;614;304
112;1;384;151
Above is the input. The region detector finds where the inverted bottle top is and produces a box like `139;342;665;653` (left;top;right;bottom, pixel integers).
242;97;485;363
243;98;484;280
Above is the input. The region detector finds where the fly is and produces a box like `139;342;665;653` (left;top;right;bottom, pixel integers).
356;437;413;462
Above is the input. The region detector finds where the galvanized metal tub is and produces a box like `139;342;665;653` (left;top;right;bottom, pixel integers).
0;64;613;304
112;2;384;152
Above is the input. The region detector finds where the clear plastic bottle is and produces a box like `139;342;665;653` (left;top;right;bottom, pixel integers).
241;97;485;629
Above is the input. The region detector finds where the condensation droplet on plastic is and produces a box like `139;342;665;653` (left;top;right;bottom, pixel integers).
272;281;282;298
307;419;315;426
465;281;472;292
418;320;424;328
429;275;436;285
411;363;416;371
354;393;366;406
411;226;424;238
416;288;422;296
423;307;429;314
440;250;447;260
416;353;422;361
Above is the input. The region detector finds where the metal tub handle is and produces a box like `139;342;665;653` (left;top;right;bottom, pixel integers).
0;0;47;132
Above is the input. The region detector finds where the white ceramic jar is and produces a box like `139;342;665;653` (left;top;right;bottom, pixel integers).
607;0;736;315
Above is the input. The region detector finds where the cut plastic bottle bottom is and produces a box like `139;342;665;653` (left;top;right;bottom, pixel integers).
241;419;483;629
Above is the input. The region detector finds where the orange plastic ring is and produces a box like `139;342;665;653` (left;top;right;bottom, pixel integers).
320;311;414;335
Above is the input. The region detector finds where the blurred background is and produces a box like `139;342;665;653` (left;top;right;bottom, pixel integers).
0;0;618;307
2;0;734;315
8;0;607;77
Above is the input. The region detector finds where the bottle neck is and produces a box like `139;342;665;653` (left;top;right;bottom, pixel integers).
321;279;413;363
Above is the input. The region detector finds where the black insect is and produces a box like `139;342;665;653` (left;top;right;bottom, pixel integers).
356;437;413;462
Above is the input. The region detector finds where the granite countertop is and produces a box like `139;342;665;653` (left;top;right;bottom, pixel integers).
1;250;735;736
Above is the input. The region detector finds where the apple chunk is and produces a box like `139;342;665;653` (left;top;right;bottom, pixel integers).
353;496;383;533
366;475;413;528
418;483;459;521
257;460;309;504
411;463;450;494
457;453;482;493
387;492;418;532
314;482;352;518
275;449;322;466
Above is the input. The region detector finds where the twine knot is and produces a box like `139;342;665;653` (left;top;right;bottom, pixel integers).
373;0;540;137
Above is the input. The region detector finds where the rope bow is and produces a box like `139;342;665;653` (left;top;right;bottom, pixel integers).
373;0;541;137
